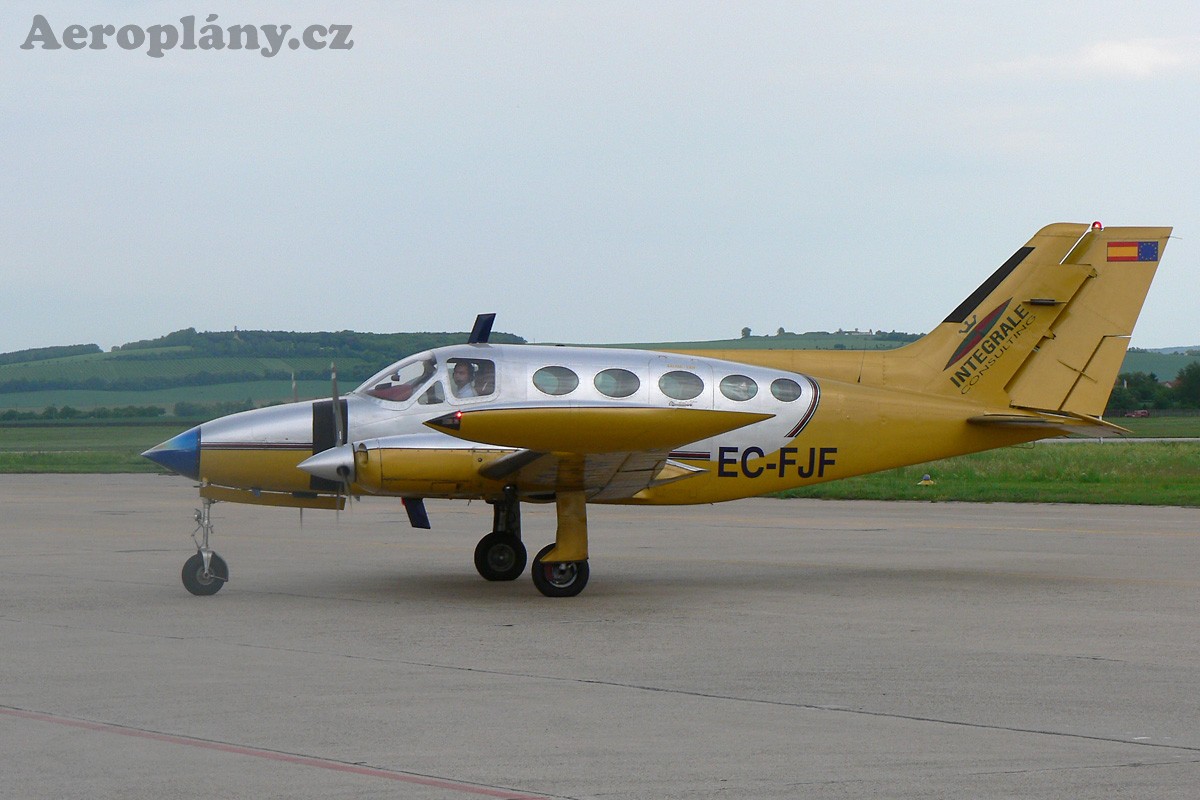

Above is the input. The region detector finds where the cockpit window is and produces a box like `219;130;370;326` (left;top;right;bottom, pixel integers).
418;381;445;405
363;354;438;402
448;358;496;399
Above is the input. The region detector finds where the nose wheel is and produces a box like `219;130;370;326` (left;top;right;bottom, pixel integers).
182;498;229;596
182;551;229;596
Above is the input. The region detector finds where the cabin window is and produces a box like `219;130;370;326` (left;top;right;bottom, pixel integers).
594;368;640;398
720;374;758;401
532;366;579;396
770;378;803;402
447;358;496;399
659;370;704;401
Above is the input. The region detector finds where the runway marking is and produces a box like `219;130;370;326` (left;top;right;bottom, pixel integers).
0;706;555;800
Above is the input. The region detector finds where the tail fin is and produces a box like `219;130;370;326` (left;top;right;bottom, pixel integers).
906;222;1171;414
667;221;1170;418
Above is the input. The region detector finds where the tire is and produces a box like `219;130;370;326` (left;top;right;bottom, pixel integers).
474;533;527;581
182;552;229;596
530;543;589;598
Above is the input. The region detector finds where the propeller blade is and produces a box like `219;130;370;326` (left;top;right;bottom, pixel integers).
330;362;345;446
330;361;349;513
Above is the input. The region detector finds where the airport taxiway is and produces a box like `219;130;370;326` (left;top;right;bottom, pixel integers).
2;474;1199;799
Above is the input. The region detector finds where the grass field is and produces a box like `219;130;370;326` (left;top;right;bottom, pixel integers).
779;441;1200;507
0;423;181;473
0;381;335;413
1;420;1196;506
1111;415;1200;437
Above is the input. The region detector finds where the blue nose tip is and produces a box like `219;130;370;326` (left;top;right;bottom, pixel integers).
142;426;201;480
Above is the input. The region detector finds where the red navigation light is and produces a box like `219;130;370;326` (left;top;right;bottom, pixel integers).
1091;221;1104;230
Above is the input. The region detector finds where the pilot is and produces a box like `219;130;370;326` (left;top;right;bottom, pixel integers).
451;361;477;397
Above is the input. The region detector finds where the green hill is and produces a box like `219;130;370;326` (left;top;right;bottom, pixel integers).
0;328;524;413
0;328;1195;415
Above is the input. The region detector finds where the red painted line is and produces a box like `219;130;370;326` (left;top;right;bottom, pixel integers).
1;706;549;799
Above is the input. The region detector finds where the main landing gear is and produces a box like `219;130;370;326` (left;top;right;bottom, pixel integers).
181;498;228;596
474;486;527;582
473;485;591;597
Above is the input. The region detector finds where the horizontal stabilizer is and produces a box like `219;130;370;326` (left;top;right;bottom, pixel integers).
967;412;1129;437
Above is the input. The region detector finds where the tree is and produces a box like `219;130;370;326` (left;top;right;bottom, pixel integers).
1174;362;1200;407
1106;371;1171;414
740;327;751;339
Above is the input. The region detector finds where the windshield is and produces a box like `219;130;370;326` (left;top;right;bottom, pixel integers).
356;352;438;402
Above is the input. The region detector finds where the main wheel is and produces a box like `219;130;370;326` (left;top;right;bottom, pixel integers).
182;552;229;596
474;532;527;581
530;543;589;597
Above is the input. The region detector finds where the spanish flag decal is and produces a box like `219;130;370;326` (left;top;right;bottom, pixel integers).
1107;241;1159;262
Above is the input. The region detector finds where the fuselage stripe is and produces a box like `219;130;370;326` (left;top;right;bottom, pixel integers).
202;442;313;451
785;376;821;439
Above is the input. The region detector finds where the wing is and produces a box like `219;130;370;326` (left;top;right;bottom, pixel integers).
432;404;771;500
479;448;706;501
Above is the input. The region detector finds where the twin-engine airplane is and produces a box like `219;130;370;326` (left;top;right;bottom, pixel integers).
144;222;1171;597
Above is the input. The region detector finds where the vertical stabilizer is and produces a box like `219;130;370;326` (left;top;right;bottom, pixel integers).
905;223;1170;414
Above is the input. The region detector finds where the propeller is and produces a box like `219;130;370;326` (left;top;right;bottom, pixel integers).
331;362;345;447
330;362;351;512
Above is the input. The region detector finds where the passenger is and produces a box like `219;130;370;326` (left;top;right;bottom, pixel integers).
473;361;495;395
451;361;477;397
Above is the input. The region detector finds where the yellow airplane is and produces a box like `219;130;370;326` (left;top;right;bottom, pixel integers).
144;221;1171;597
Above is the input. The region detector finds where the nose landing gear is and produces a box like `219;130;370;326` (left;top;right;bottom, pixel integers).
181;498;228;596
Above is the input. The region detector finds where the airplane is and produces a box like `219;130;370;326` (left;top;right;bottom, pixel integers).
143;221;1171;597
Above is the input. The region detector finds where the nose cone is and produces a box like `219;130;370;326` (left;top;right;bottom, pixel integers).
298;444;355;484
142;426;201;480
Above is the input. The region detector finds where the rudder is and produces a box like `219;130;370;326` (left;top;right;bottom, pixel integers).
1004;224;1171;416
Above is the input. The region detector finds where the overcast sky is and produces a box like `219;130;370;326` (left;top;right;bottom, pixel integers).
2;1;1196;353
